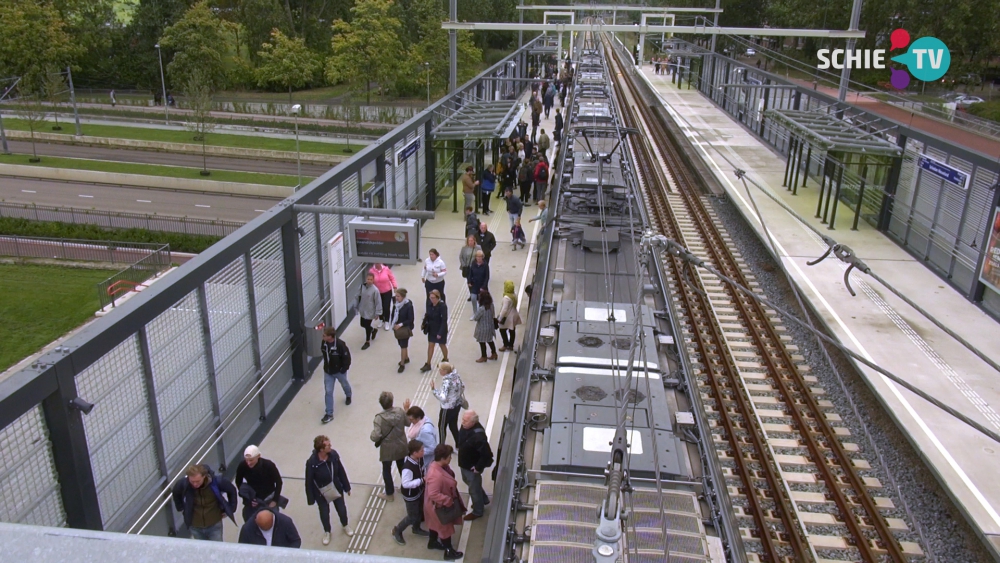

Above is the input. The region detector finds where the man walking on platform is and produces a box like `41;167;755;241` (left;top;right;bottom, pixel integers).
537;129;551;160
460;166;479;214
171;464;238;542
476;222;497;264
238;509;301;548
533;156;550;203
235;445;284;523
457;411;493;521
320;327;352;424
543;85;555;119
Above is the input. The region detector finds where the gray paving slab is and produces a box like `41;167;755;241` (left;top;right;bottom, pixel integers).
639;67;1000;554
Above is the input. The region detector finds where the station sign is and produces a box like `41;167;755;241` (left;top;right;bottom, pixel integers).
917;154;970;191
347;217;419;265
979;208;1000;294
395;138;420;166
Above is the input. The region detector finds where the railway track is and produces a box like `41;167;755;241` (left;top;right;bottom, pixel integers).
601;34;920;563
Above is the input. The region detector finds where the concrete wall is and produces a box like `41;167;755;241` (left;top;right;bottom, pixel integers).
5;130;346;166
0;163;293;198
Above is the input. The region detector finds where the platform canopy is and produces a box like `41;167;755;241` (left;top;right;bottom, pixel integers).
432;100;525;141
764;109;903;157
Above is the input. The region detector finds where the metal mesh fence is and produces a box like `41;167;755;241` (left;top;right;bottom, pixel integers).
0;406;66;528
205;258;256;416
147;291;214;464
0;202;243;237
76;335;160;530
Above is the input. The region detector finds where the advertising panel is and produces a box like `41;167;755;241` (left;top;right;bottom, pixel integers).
979;208;1000;294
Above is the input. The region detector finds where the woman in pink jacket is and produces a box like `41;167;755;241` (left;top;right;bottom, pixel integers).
369;263;397;329
423;444;465;559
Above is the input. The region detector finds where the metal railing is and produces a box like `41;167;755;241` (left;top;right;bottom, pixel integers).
0;202;244;237
0;235;168;266
95;246;173;309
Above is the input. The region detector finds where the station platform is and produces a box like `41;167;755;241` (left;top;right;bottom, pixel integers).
638;67;1000;558
211;99;561;560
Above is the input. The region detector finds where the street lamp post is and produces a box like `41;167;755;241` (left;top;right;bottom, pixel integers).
291;104;302;189
424;62;431;107
154;44;168;125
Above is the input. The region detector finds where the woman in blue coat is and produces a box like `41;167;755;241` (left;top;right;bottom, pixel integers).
480;165;496;215
466;250;490;321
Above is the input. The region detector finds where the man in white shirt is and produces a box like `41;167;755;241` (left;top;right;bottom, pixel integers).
421;248;447;307
237;508;301;548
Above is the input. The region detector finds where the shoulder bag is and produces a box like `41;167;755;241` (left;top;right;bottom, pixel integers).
316;460;342;502
394;325;413;339
435;499;464;524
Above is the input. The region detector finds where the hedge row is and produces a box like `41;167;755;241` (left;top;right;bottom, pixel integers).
0;218;222;254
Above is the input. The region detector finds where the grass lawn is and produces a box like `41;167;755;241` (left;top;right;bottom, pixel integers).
0;263;114;372
4;119;354;155
0;153;301;187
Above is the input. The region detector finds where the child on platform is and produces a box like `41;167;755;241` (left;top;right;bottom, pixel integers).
511;217;526;250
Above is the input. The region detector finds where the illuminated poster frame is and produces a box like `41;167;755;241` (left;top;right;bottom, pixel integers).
347;217;420;265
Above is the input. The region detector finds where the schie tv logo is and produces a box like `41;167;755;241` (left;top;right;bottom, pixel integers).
816;29;951;89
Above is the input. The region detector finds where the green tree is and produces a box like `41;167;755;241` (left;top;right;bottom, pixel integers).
236;0;289;64
0;1;79;91
183;69;216;177
404;0;482;97
51;0;117;85
256;29;320;104
325;0;404;104
117;0;190;91
159;1;231;92
43;70;67;131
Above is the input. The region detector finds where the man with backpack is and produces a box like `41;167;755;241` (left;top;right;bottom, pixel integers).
537;129;551;160
172;464;239;541
533;156;550;204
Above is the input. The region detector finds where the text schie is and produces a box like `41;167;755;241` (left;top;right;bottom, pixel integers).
817;48;946;70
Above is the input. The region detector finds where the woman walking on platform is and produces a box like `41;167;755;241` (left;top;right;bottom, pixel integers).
423;444;465;560
431;362;464;445
473;289;498;362
305;435;354;546
369;263;396;331
420;290;449;373
458;235;479;302
391;288;414;373
497;281;522;352
358;273;382;350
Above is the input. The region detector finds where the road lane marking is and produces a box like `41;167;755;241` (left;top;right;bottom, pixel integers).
21;190;36;193
255;209;268;213
79;195;93;198
195;204;211;208
137;199;151;203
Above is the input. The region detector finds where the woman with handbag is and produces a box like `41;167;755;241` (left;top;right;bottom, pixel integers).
305;435;354;545
473;289;498;362
458;236;479;302
369;263;397;331
420;290;449;373
430;362;464;445
423;444;466;560
391;288;415;373
358;273;383;350
497;280;522;352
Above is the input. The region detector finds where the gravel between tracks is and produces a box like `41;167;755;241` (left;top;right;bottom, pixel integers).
707;194;992;563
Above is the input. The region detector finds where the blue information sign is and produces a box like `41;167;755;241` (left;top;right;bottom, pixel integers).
917;154;969;191
395;138;420;166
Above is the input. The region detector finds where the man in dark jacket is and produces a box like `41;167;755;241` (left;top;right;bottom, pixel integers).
321;327;352;424
234;445;284;522
306;436;354;544
171;464;238;541
543;86;555;118
505;188;522;232
554;108;563;143
238;508;301;548
457;411;493;521
464;207;480;238
476;221;497;264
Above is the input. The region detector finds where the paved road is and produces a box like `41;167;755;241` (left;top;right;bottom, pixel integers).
6;141;332;177
0;177;275;222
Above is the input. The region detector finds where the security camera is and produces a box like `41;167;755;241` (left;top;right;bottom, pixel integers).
69;397;95;415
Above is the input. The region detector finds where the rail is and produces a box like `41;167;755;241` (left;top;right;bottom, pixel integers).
0;235;168;265
608;34;909;562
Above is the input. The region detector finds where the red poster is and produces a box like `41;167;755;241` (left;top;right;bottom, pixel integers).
980;208;1000;294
